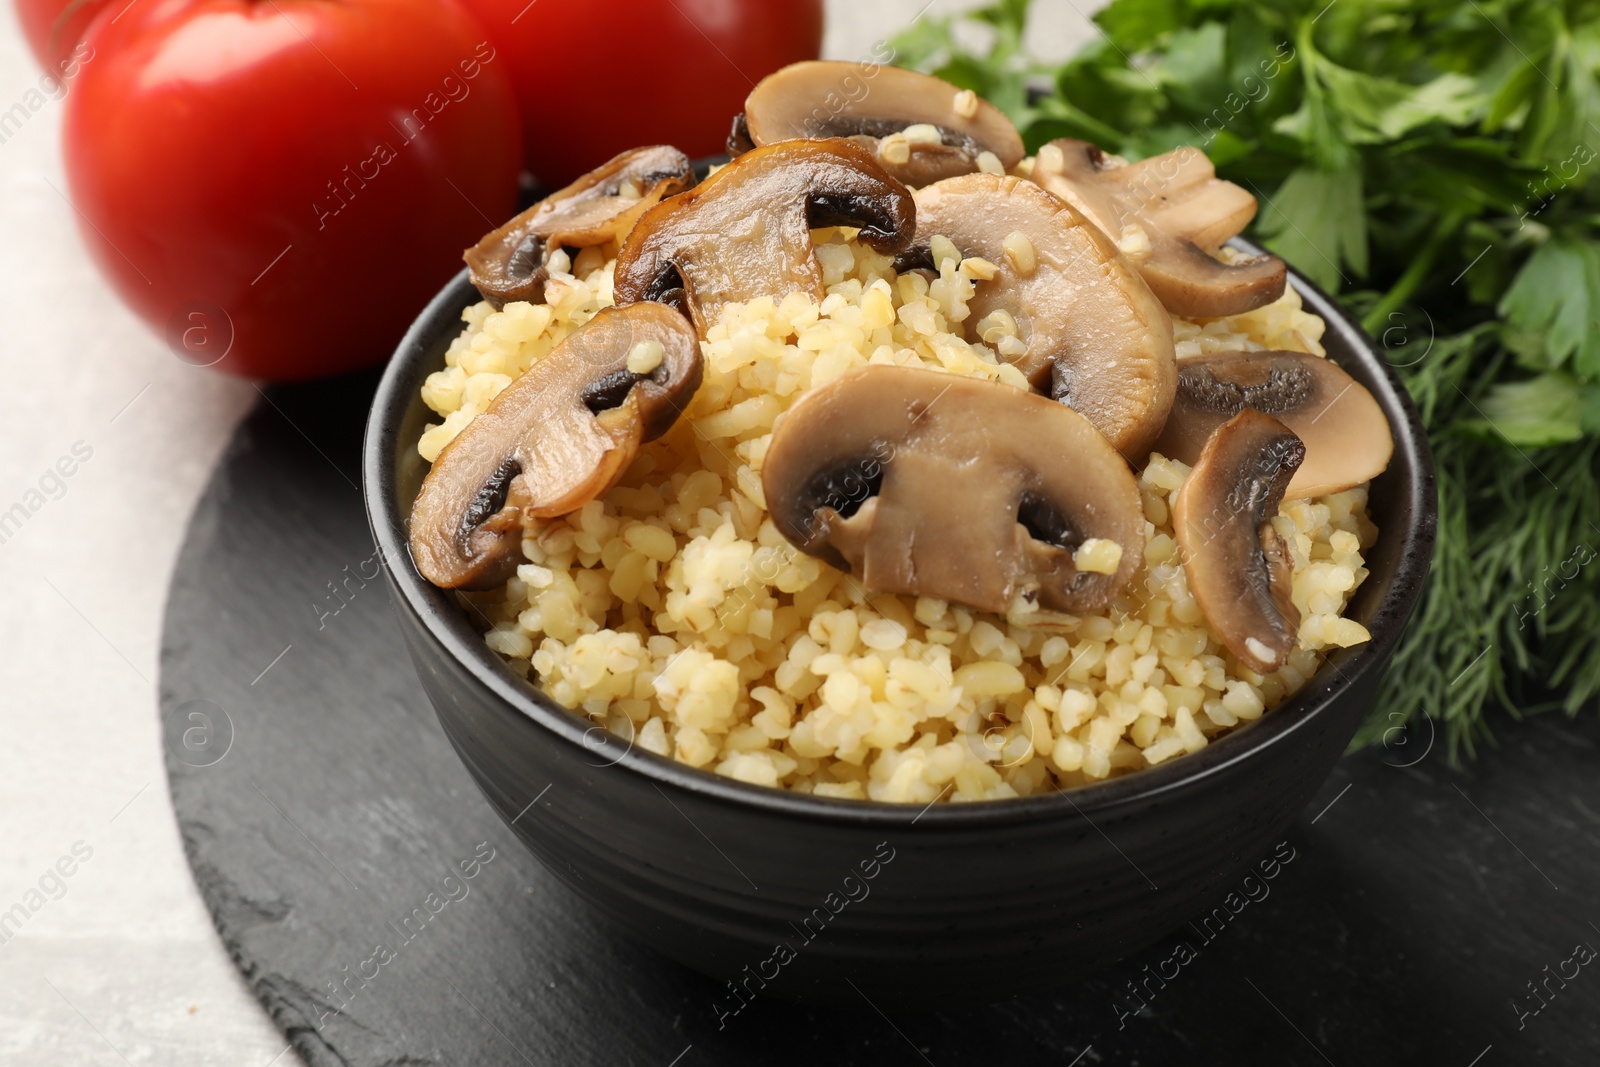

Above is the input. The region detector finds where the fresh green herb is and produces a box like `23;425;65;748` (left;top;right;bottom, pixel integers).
895;0;1600;759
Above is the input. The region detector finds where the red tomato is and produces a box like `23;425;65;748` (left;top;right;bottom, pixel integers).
15;0;106;71
62;0;522;381
454;0;823;186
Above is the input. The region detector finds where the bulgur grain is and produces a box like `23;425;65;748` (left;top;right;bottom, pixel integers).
416;192;1375;803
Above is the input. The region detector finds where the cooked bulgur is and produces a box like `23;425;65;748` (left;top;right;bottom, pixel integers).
415;226;1375;803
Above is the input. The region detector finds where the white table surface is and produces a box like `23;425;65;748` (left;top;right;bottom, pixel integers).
0;3;1096;1063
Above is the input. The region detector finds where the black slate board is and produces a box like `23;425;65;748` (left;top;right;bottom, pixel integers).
161;374;1600;1067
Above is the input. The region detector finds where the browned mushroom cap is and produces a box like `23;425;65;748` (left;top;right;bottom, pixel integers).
735;62;1024;187
612;138;916;335
465;146;695;309
409;303;700;590
1032;139;1286;319
761;365;1143;614
911;173;1176;460
1172;409;1307;674
1152;350;1393;499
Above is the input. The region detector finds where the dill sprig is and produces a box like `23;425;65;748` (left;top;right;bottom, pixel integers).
1363;381;1600;757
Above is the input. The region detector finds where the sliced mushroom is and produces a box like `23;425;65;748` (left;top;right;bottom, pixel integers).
1032;139;1286;319
1172;409;1306;674
1152;350;1393;498
726;112;755;155
612;138;916;335
410;302;700;589
465;146;695;308
912;173;1176;460
762;365;1143;614
735;60;1025;187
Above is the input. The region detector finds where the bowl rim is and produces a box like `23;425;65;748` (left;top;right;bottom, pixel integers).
363;242;1437;828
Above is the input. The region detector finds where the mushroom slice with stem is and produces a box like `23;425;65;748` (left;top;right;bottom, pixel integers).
733;61;1025;187
613;138;916;335
465;146;695;309
912;173;1176;460
409;302;700;590
1153;349;1393;498
1172;409;1307;674
761;365;1143;615
1032;139;1286;319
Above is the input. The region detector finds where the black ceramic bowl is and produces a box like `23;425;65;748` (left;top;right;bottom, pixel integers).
363;246;1436;1005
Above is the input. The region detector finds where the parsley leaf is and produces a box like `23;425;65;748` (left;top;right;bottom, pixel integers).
1477;373;1586;447
1499;237;1600;378
1253;165;1367;289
